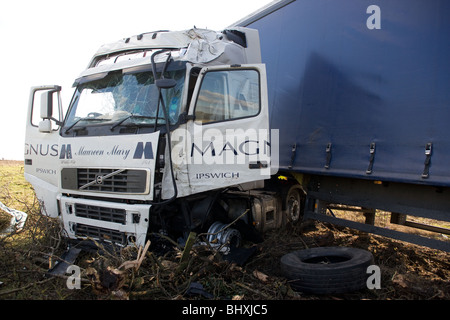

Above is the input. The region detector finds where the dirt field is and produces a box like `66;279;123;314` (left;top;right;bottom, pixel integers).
0;160;448;301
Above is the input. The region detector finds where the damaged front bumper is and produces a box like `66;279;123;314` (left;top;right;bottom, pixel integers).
59;196;150;247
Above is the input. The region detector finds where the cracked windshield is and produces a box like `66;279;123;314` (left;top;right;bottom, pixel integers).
65;68;185;131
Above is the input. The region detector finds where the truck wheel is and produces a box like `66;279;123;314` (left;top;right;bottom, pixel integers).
280;247;374;294
285;185;304;223
207;222;241;250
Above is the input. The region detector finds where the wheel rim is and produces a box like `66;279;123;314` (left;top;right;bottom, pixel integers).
287;192;301;222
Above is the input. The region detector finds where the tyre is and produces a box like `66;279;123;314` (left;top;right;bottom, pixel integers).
284;185;304;223
280;246;374;294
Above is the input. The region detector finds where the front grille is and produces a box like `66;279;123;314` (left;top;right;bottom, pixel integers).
74;223;127;245
62;168;148;194
75;204;126;224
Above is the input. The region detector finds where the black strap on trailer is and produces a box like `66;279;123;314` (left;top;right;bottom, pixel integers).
422;142;432;179
288;143;297;169
324;142;332;169
366;142;376;174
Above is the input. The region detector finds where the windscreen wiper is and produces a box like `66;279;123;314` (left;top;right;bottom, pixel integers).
110;114;165;131
64;117;107;133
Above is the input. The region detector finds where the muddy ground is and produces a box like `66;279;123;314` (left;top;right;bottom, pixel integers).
1;216;448;301
0;160;448;301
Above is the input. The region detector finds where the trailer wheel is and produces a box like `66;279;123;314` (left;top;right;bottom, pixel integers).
284;185;304;223
280;247;374;294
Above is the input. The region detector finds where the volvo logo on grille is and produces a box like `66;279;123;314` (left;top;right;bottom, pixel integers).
95;175;103;185
79;169;126;190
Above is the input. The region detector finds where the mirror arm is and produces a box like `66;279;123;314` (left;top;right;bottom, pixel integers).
48;117;63;126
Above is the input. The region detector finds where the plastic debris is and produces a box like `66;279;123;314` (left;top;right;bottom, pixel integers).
0;201;28;233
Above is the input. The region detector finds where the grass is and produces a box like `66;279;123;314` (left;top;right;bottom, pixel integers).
0;161;78;299
0;161;35;226
0;162;33;205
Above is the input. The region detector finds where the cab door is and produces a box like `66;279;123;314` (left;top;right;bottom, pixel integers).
185;64;273;195
24;85;63;217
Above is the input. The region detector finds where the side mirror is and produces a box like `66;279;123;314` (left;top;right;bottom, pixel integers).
40;90;54;119
40;87;61;119
38;86;63;132
38;119;53;133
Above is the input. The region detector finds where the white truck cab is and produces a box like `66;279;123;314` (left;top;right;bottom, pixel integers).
24;28;278;248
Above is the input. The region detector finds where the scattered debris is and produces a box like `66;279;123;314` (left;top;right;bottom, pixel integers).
253;270;269;283
185;282;214;299
0;201;27;233
119;240;150;271
0;195;449;300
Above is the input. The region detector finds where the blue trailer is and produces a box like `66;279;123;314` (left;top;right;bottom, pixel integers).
234;0;450;251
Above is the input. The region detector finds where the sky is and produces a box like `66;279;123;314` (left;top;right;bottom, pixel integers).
0;0;273;160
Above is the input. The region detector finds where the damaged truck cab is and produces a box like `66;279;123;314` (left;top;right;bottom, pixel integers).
26;1;450;255
24;28;281;249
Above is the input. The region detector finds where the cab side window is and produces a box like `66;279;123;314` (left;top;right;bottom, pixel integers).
194;69;260;124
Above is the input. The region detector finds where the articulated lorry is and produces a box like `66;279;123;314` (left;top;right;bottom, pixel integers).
25;0;450;253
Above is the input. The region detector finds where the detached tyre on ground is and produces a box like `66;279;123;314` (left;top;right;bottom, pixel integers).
281;246;374;294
